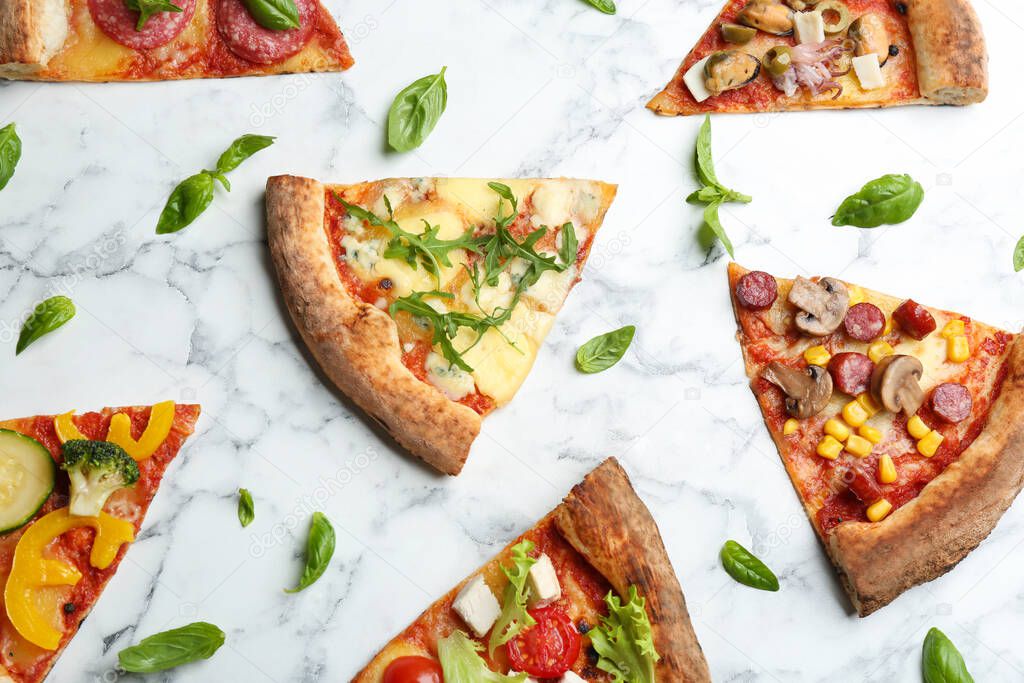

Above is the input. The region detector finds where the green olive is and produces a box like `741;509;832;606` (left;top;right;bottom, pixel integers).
720;22;758;45
762;45;793;77
817;0;852;33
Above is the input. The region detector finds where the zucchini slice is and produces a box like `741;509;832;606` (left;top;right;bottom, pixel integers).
0;429;56;534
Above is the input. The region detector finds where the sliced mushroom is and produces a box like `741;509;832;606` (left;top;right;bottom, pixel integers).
762;361;833;419
870;354;924;415
704;51;761;96
737;0;794;35
787;276;850;336
849;13;891;65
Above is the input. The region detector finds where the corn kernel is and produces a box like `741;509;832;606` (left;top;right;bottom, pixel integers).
941;319;965;338
866;498;893;522
817;435;843;460
878;454;897;484
917;430;945;457
858;424;883;444
842;400;870;428
907;415;930;439
857;392;881;417
845;434;873;458
848;286;866;306
824;417;850;441
947;335;970;363
804;345;832;366
867;340;895;363
883;316;893;335
783;418;799;435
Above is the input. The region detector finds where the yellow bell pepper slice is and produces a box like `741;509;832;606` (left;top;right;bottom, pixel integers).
54;411;88;443
4;508;134;650
106;400;175;461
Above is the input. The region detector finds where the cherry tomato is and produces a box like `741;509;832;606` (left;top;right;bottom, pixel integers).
505;606;581;677
382;656;443;683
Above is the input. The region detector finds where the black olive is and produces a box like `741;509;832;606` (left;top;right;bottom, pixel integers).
896;2;906;13
378;278;393;290
586;646;599;665
888;44;899;57
577;619;590;634
63;603;76;614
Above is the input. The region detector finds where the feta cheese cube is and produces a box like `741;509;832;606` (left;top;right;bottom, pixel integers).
561;673;588;683
526;553;562;607
682;56;712;103
452;575;501;638
794;11;825;44
852;53;886;90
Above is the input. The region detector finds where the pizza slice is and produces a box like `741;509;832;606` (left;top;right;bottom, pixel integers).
648;0;986;116
266;175;616;475
0;401;200;682
0;0;353;81
728;262;1023;615
353;458;711;682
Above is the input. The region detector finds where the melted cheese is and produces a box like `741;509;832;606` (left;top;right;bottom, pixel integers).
425;352;475;401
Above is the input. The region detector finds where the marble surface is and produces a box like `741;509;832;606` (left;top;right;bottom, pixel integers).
3;0;1024;680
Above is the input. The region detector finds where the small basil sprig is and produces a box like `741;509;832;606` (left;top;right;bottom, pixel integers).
387;67;448;152
123;0;182;31
16;296;75;355
687;115;751;258
576;325;635;373
922;627;974;683
237;488;254;528
584;0;616;13
156;134;274;234
0;123;22;192
1012;235;1024;273
242;0;300;30
118;622;225;673
831;173;924;228
286;511;335;593
720;540;779;591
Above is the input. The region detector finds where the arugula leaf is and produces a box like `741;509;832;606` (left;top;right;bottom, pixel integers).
558;222;578;267
16;296;76;355
720;540;779;591
0;123;22;192
237;488;254;528
123;0;182;31
118;622;225;673
1014;235;1024;273
576;325;635;373
688;115;750;256
438;631;528;683
488;541;537;655
388;67;448;152
922;627;974;683
285;512;335;593
589;586;660;683
241;0;300;30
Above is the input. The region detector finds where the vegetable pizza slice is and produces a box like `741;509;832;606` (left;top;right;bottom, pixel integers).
354;458;711;682
266;175;617;475
728;263;1023;615
0;401;200;682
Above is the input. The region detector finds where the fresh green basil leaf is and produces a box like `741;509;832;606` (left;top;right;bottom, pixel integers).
558;222;578;267
439;631;528;683
215;134;275;174
576;325;635;374
156;172;215;234
286;511;335;593
1013;235;1024;273
589;586;660;683
687;185;724;205
488;541;537;655
0;123;22;192
118;622;225;673
703;200;735;258
695;114;720;189
583;0;616;13
123;0;182;31
237;488;254;528
241;0;299;30
387;67;448;152
16;296;75;355
832;173;924;228
720;540;779;591
922;627;974;683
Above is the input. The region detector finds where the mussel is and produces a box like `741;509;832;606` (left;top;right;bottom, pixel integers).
704;50;761;96
849;13;891;65
736;0;795;36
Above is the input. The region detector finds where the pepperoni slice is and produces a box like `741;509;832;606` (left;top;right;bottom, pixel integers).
892;299;936;340
931;382;972;423
89;0;197;49
828;352;875;395
843;302;885;341
735;271;778;310
217;0;315;64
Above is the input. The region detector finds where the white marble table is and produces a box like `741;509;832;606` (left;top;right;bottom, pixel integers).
2;0;1024;680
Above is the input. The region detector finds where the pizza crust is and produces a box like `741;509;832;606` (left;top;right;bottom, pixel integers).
266;174;481;476
0;0;68;76
906;0;988;104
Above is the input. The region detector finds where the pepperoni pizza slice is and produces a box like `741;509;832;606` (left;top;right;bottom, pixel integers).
266;175;616;475
0;0;352;81
648;0;986;116
353;458;711;682
728;263;1024;615
0;401;200;682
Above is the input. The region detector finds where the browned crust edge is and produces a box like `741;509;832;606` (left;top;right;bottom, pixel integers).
555;458;712;682
0;0;47;68
906;0;988;104
266;174;481;476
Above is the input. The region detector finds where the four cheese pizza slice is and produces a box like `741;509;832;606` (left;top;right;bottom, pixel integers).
648;0;987;116
0;401;200;683
266;174;616;475
728;262;1023;615
353;458;711;682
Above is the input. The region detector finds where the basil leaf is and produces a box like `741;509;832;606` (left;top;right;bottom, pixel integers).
216;133;275;174
387;67;448;152
583;0;616;13
689;116;748;256
241;0;299;30
703;200;735;258
832;173;924;228
156;172;215;234
720;540;779;591
286;511;335;593
576;325;635;374
558;222;578;267
16;296;75;355
0;123;21;192
118;622;225;673
695;114;720;189
237;488;254;528
123;0;182;31
439;631;528;682
922;627;974;683
1013;235;1024;273
589;586;660;683
488;541;537;655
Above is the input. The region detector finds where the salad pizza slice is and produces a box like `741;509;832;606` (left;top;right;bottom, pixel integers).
0;401;200;683
354;458;711;683
728;263;1024;615
266;175;616;475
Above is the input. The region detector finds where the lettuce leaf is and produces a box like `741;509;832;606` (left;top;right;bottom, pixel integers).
588;586;661;683
438;631;528;682
487;540;537;655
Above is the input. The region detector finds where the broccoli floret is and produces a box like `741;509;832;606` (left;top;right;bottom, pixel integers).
61;440;140;517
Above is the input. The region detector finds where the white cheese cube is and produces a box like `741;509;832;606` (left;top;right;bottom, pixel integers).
560;673;588;683
527;553;562;606
852;54;886;90
793;11;825;44
452;575;501;638
682;56;712;103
